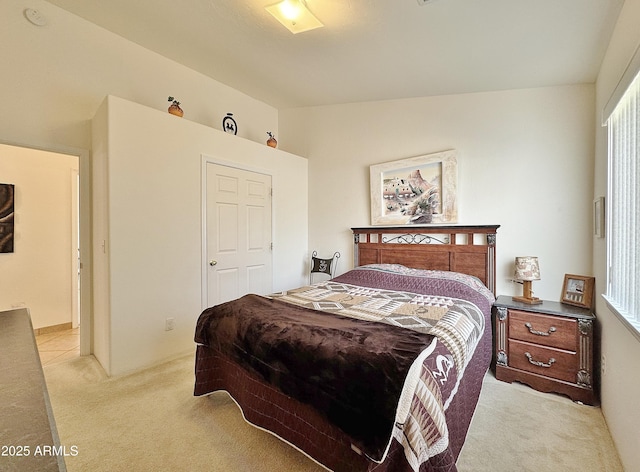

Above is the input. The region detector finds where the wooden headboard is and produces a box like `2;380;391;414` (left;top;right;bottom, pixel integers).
351;225;500;295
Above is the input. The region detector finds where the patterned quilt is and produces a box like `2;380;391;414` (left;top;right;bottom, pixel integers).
269;264;492;470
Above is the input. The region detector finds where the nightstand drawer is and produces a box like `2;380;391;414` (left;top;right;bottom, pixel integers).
508;340;578;383
508;310;577;351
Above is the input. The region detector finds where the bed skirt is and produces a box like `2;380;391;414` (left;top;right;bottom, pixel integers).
194;331;491;472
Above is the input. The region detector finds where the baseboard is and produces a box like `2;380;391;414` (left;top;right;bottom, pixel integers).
33;322;73;336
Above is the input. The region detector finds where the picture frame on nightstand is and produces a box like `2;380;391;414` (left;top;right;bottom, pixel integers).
561;274;595;309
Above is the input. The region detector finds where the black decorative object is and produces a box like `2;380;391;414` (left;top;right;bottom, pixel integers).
0;183;15;253
309;250;340;283
223;113;238;135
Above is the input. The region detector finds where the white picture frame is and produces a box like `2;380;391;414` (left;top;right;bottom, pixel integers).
369;150;458;226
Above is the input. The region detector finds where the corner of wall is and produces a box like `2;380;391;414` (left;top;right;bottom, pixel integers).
90;97;112;376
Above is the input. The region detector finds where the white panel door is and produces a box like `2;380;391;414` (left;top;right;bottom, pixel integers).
206;163;272;307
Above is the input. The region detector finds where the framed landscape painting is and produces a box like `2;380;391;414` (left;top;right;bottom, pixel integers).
369;150;458;225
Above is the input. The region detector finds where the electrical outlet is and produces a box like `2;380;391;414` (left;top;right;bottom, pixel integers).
165;318;175;331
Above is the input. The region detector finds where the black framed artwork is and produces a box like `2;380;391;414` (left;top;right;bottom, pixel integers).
0;183;15;253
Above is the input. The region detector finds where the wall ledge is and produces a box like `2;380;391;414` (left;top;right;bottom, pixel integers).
602;294;640;343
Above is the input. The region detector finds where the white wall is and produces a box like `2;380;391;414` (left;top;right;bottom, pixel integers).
594;0;640;469
93;96;308;376
0;0;278;153
280;85;595;300
0;144;77;329
0;0;287;366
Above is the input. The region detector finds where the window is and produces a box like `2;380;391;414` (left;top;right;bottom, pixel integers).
605;69;640;338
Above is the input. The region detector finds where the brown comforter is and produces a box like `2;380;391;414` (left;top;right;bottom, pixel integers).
194;293;437;460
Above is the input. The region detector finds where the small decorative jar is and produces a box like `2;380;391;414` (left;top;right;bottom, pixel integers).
167;97;183;117
266;132;277;148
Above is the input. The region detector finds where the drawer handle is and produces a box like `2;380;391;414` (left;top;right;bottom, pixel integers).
525;352;556;368
525;322;556;337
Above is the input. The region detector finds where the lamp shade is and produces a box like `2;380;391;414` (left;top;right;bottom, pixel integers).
514;256;540;281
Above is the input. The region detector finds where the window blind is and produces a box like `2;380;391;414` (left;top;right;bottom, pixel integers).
605;71;640;335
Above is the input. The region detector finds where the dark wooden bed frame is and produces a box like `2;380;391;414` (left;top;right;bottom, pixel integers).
195;224;500;472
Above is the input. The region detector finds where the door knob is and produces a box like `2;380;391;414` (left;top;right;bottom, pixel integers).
209;260;218;266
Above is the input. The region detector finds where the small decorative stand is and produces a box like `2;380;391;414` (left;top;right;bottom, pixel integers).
266;132;277;148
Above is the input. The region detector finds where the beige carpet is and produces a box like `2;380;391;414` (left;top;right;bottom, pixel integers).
42;354;623;472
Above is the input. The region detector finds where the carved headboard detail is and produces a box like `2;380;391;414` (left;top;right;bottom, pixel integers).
351;225;500;295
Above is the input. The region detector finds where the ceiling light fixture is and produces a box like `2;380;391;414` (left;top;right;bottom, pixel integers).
265;0;324;34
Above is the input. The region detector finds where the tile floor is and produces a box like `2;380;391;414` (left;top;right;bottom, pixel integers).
35;327;80;366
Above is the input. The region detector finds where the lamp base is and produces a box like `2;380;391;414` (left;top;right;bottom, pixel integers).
513;280;542;304
512;295;542;305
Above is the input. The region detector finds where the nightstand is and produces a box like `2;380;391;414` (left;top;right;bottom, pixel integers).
493;295;596;405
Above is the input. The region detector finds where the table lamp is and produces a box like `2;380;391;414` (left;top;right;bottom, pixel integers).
513;256;542;304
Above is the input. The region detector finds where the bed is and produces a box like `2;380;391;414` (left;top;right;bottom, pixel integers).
194;224;499;472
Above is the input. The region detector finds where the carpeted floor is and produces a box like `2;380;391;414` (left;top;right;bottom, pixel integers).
41;354;623;472
456;374;623;472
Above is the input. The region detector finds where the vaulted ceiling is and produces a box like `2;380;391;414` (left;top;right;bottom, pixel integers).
46;0;624;108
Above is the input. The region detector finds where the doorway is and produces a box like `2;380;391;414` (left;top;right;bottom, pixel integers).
0;141;91;357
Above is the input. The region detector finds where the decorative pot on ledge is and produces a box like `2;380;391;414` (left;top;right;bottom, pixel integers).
266;132;277;148
167;96;183;117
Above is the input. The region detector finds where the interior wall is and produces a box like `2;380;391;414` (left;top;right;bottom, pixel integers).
93;96;308;376
593;0;640;469
280;84;595;301
0;143;77;329
1;0;283;363
1;0;278;154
